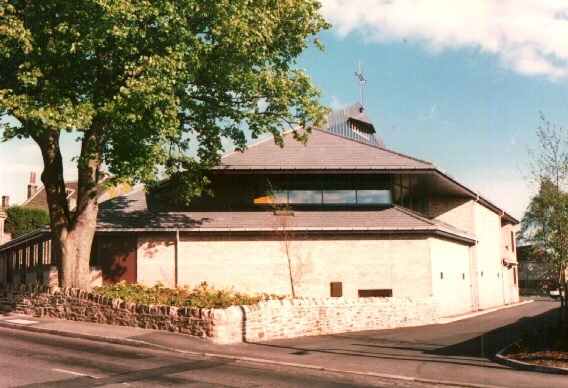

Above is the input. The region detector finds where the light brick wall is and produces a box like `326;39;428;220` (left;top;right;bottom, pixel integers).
474;202;506;309
429;238;472;316
429;197;475;234
177;235;433;299
501;223;519;304
137;235;176;287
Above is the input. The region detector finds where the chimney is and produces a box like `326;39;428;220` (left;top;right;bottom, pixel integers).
27;172;38;199
1;196;8;209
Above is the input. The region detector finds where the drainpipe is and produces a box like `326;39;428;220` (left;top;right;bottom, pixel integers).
175;229;179;287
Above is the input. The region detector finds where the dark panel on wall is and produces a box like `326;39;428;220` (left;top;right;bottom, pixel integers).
99;236;137;284
358;289;393;297
330;282;343;297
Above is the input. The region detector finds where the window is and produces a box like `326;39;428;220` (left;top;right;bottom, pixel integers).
330;282;343;297
33;244;39;267
42;240;52;265
255;189;392;206
288;190;321;204
440;272;444;279
358;289;393;297
323;190;356;204
513;268;517;285
356;190;391;204
511;231;515;253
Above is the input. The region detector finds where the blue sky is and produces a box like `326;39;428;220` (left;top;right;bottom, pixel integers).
2;0;568;219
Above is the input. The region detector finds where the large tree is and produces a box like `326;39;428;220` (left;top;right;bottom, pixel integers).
522;114;568;311
0;1;329;289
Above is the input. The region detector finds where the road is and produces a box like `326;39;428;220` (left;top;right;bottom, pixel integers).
0;327;456;387
220;299;567;388
0;299;566;387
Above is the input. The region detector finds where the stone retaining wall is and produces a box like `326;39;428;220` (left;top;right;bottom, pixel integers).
0;284;439;344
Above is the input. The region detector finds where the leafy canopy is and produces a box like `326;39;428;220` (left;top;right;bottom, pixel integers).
1;0;330;191
4;206;50;238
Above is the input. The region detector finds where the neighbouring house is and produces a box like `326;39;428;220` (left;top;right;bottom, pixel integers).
517;245;558;295
0;104;519;317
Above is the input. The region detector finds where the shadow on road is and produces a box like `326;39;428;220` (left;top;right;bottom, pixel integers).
246;305;561;371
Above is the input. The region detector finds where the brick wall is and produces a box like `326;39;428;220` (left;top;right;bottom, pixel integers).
177;235;433;299
0;284;439;344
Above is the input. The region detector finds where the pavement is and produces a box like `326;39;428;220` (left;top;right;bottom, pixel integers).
1;299;567;388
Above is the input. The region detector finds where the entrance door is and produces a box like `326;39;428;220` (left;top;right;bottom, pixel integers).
100;236;137;284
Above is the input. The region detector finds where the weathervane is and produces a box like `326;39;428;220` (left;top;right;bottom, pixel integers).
354;61;367;107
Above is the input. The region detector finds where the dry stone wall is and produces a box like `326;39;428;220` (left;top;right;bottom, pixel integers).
0;284;439;344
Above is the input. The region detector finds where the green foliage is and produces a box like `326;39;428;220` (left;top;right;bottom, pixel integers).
4;206;50;238
522;113;568;306
93;281;284;309
0;0;330;196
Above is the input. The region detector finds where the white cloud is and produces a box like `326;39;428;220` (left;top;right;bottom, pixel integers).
321;0;568;80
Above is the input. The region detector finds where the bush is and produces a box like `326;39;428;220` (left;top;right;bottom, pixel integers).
93;282;284;309
4;206;50;238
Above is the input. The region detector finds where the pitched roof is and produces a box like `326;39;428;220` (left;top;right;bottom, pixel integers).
94;189;475;244
22;179;132;211
219;128;434;171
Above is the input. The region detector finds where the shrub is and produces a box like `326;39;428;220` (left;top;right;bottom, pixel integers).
4;206;50;238
93;282;284;309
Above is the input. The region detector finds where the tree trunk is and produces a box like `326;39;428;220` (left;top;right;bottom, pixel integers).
34;125;101;290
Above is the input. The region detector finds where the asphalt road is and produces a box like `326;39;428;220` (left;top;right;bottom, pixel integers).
0;327;459;388
216;299;567;388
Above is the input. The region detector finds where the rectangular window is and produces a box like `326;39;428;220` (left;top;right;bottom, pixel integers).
42;240;52;265
511;231;515;253
288;190;321;204
358;289;393;297
323;190;356;204
356;190;391;204
514;268;517;285
271;190;288;204
25;245;31;268
33;244;39;267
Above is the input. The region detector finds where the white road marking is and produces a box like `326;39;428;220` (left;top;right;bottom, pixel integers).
52;368;101;379
4;319;38;325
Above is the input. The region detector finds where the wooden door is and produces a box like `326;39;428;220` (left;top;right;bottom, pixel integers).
100;236;137;284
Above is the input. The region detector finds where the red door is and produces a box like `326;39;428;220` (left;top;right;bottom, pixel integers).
100;236;137;284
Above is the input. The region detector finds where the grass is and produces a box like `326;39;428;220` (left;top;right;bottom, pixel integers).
93;282;285;309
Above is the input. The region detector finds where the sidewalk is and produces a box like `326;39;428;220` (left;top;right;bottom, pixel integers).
0;299;550;388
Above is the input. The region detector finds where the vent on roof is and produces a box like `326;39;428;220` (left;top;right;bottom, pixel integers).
323;103;384;147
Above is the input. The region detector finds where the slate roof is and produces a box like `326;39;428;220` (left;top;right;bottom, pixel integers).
22;179;132;211
219;127;433;171
23;181;78;210
93;189;475;244
324;103;384;147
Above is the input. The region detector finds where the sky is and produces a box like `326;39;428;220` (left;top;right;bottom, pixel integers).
2;0;568;220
